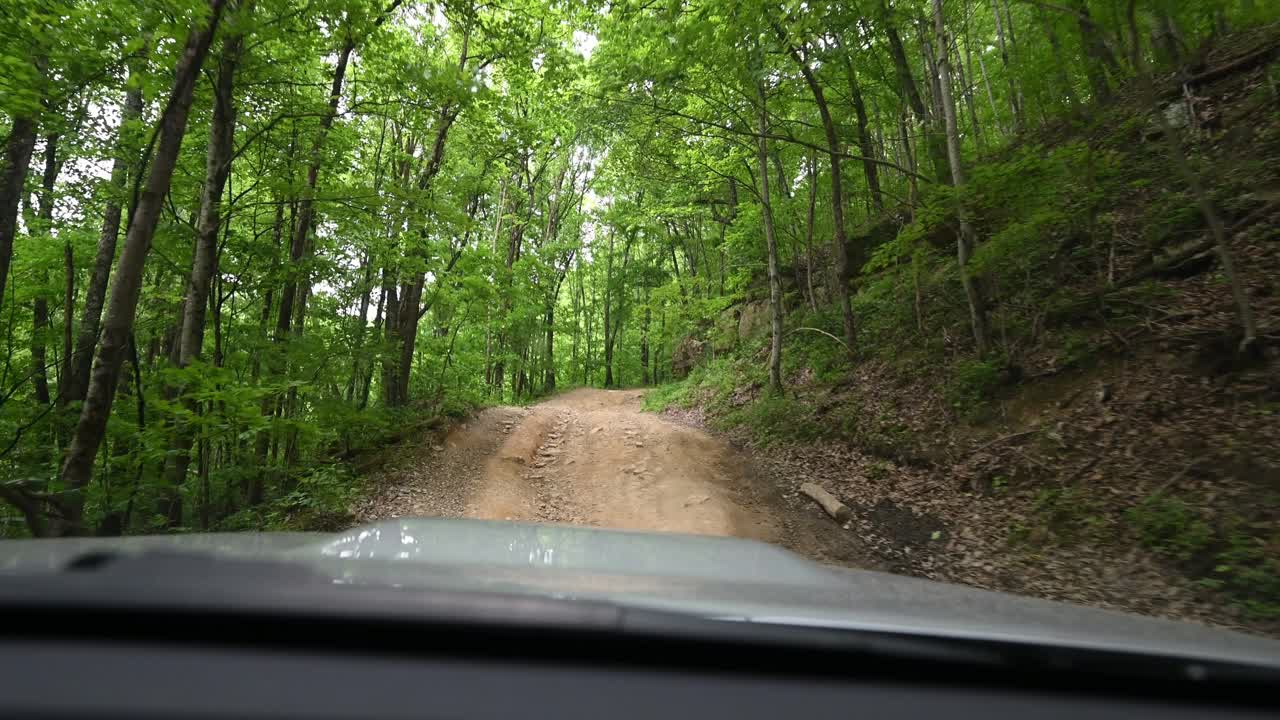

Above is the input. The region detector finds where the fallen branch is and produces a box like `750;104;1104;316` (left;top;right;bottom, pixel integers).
785;327;853;355
1150;456;1206;496
968;428;1039;457
1064;198;1275;317
800;482;853;524
1162;43;1280;99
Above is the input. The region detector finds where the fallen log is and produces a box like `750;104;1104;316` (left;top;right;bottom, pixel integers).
1161;43;1280;99
800;482;853;524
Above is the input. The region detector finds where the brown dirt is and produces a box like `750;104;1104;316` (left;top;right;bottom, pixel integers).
357;388;874;566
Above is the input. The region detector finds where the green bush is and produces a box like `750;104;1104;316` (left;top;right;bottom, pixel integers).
717;394;823;445
642;381;694;412
1032;487;1106;541
1212;523;1280;619
946;359;1002;416
1057;330;1096;368
1125;493;1213;561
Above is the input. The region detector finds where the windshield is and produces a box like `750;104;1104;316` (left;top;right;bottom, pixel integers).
0;0;1277;648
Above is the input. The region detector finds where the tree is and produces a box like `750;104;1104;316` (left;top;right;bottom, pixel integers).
755;77;784;393
58;0;229;535
933;0;990;354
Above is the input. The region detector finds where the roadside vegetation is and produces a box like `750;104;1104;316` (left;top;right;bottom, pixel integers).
1;0;1277;635
643;13;1280;630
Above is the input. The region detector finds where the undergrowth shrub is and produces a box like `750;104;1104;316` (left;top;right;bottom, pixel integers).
1211;525;1280;619
642;382;694;412
716;394;823;445
1126;493;1213;561
946;359;1002;417
1127;496;1280;618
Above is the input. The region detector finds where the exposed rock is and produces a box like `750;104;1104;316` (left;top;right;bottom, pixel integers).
736;299;771;340
671;335;706;379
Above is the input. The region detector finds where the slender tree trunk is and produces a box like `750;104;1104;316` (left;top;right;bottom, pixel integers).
781;38;856;355
276;39;352;346
380;270;400;405
756;79;784;393
639;299;650;386
877;0;950;183
602;231;614;388
933;0;990;354
803;154;819;312
346;258;374;403
976;44;1002;123
249;198;283;504
992;0;1022;129
60;227;74;411
1001;0;1027;115
844;55;885;212
878;0;928;127
162;24;245;527
899;110;920;211
66;54;148;407
31;134;60;408
358;285;383;410
57;0;227;534
920;28;946;139
958;27;986;151
274;1;403;347
544;303;557;392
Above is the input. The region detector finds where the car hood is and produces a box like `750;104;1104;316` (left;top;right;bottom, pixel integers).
1;517;1278;668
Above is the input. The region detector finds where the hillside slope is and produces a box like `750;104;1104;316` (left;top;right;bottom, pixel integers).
649;27;1280;637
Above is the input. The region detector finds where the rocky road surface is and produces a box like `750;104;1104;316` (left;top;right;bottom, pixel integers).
357;388;873;566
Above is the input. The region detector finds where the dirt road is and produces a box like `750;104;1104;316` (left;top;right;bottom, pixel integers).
357;388;872;564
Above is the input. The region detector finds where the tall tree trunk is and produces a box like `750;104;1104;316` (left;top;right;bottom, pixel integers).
844;54;885;212
60;224;74;413
391;273;424;405
803;153;819;312
380;269;400;405
602;228;634;388
756;79;784;393
56;0;228;535
543;303;556;392
992;0;1022;130
975;42;1002;124
779;34;856;355
66;54;148;407
31;133;60;408
602;230;614;388
639;299;649;386
162;23;245;528
276;40;352;347
346;257;374;403
933;0;990;354
898;110;920;211
381;42;465;408
877;0;950;182
958;23;986;151
274;1;403;349
358;285;383;410
0;115;38;314
249;198;283;505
